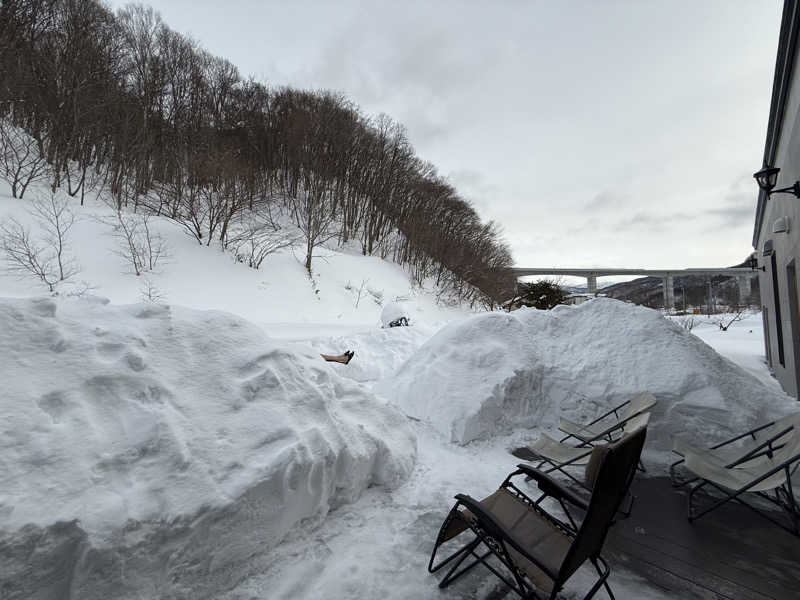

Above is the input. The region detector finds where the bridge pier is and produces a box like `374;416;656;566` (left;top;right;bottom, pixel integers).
587;274;597;294
738;276;752;305
663;274;675;311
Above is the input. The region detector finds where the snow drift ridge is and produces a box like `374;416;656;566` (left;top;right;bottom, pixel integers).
0;296;416;599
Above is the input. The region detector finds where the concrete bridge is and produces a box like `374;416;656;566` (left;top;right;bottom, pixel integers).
512;267;756;310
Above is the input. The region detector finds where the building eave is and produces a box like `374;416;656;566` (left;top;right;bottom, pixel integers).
754;0;800;248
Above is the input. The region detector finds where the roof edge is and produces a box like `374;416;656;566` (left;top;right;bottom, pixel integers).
753;0;800;248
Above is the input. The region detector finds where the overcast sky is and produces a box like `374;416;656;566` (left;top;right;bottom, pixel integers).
107;0;782;271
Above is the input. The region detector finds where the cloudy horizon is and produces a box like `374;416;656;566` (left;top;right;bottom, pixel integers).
106;0;781;270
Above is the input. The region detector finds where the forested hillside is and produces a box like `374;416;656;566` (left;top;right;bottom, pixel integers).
0;0;515;306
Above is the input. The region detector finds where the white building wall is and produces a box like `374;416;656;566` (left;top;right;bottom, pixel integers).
758;37;800;397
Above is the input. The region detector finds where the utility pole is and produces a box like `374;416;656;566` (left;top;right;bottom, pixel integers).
706;279;713;316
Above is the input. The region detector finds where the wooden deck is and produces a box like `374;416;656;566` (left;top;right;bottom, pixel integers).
603;477;800;600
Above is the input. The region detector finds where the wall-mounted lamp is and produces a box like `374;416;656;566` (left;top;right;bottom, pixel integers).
753;166;800;197
762;239;774;257
749;254;766;271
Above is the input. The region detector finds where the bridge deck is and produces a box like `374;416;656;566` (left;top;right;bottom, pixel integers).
512;267;754;278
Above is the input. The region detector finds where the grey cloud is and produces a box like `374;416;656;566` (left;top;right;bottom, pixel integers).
584;190;627;212
104;0;778;269
447;169;500;212
614;212;695;232
306;15;503;145
704;205;755;227
700;174;758;227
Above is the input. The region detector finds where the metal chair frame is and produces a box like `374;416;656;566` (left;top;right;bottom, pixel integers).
429;427;646;599
671;424;800;536
429;470;613;599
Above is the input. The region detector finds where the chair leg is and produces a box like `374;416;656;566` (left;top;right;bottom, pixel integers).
783;469;799;535
619;491;635;518
429;508;472;574
437;537;482;588
688;480;800;536
584;557;614;600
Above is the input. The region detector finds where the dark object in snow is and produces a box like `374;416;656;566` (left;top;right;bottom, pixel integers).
381;302;409;328
321;350;354;364
428;426;647;599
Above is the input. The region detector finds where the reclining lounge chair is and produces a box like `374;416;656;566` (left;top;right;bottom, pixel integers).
527;412;651;486
670;412;800;485
525;412;650;516
557;392;657;447
671;413;800;536
428;426;647;599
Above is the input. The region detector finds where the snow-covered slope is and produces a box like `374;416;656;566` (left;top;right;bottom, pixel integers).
376;299;794;450
0;187;469;332
0;295;415;599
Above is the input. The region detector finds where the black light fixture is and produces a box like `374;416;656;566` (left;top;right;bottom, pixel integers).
748;254;765;272
753;166;800;197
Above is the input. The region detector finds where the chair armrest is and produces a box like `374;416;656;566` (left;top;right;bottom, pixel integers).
709;420;779;450
515;464;589;511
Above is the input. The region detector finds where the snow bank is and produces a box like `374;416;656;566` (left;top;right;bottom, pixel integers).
376;298;794;450
0;296;415;599
380;301;409;327
309;322;435;385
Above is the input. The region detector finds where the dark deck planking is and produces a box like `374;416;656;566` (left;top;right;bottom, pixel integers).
603;477;800;600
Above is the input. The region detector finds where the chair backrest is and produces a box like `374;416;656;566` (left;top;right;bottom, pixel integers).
620;392;657;421
769;417;800;464
622;411;650;434
557;425;647;583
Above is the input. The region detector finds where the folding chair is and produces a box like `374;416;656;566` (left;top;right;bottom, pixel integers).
429;426;647;599
669;412;800;486
558;392;656;446
525;413;650;515
673;416;800;536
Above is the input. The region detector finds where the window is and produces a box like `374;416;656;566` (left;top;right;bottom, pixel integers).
763;307;772;368
772;252;785;367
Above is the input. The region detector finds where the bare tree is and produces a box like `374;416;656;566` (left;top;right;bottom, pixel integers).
0;193;79;291
292;188;338;275
100;211;168;275
1;218;60;291
32;192;79;283
228;212;298;269
715;311;746;332
0;119;50;199
345;278;370;308
140;277;166;303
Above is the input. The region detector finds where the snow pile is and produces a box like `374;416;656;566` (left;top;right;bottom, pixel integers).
309;322;435;385
0;296;415;600
380;301;409;327
376;298;794;450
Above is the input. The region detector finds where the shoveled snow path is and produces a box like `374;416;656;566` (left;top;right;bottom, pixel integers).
222;421;672;600
221;312;757;600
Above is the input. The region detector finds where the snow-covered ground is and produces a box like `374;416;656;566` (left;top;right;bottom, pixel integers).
1;185;795;599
